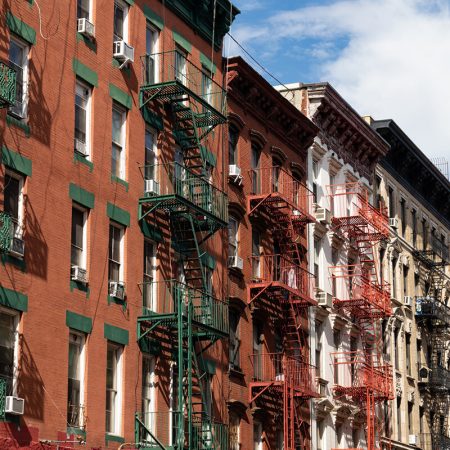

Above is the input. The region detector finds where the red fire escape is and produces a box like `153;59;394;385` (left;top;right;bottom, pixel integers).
247;166;317;450
328;182;393;450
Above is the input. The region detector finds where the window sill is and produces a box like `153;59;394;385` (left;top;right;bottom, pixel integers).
228;266;244;277
229;366;245;378
1;253;26;271
105;434;124;445
111;175;129;192
74;153;94;172
67;427;86;439
107;295;127;311
6;114;31;137
76;32;97;52
0;414;21;425
70;280;90;298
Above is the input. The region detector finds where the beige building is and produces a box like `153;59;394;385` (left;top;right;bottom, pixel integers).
369;118;450;450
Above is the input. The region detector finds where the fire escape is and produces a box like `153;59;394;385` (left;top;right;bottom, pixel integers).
414;234;450;450
0;62;17;258
135;50;229;450
247;166;318;450
328;183;393;450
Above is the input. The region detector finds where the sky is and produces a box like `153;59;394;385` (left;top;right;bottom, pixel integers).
226;0;450;167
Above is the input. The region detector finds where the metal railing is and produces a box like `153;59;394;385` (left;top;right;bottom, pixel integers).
0;212;12;253
0;61;17;106
415;297;450;326
141;163;228;224
430;235;449;262
67;404;86;429
429;365;450;390
419;432;450;450
0;378;6;420
141;51;226;115
248;166;314;217
249;254;315;296
140;280;228;336
192;413;229;450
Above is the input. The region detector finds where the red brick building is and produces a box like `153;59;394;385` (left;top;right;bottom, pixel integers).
225;57;318;450
0;0;237;448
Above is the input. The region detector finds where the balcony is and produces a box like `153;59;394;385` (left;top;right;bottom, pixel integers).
247;167;314;223
0;61;16;108
429;365;450;390
415;297;450;327
0;212;12;253
249;353;318;401
330;264;391;318
140;51;226;128
419;432;450;450
138;280;229;339
138;163;228;228
414;235;449;267
248;254;316;306
331;351;393;401
328;182;389;241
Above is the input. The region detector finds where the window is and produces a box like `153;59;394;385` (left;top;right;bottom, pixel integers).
276;428;283;450
317;419;325;450
142;355;155;434
253;422;262;450
145;24;159;84
403;264;409;298
106;342;123;435
271;159;282;193
74;80;91;157
144;127;158;181
77;0;90;20
405;333;411;376
397;397;402;441
422;218;427;250
394;327;400;370
408;401;413;433
228;217;239;260
392;257;398;299
109;223;124;283
174;45;188;86
201;67;213;106
71;206;87;269
0;310;19;396
314;238;321;289
229;412;240;450
112;103;126;179
252;229;261;279
352;428;359;449
113;0;128;43
4;172;24;240
8;37;29;119
251;144;261;194
315;321;322;378
312;160;320;203
388;186;395;218
143;241;156;311
411;209;417;247
229;309;240;370
229;126;239;166
67;332;85;428
400;198;406;236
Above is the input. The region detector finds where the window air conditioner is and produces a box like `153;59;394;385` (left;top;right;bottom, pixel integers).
109;281;125;300
77;18;95;39
418;366;430;382
113;40;135;65
5;396;24;415
315;288;332;308
74;138;89;156
404;296;413;306
409;434;418;446
389;217;398;229
228;255;244;270
315;207;331;224
144;179;160;196
228;165;241;177
71;266;88;284
10;236;25;259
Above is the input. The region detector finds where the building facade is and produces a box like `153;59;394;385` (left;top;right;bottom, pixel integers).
0;0;238;448
368;118;450;450
225;57;318;450
276;83;392;450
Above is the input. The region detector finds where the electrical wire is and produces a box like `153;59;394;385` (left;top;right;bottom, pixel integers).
33;0;59;40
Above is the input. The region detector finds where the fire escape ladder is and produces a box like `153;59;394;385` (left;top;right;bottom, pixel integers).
357;239;379;285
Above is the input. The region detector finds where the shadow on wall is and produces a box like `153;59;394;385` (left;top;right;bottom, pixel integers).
24;195;48;280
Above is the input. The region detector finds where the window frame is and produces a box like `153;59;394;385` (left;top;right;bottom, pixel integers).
0;307;20;396
67;330;86;428
74;79;92;159
4;170;24;239
108;222;124;283
144;126;158;181
228;216;239;260
8;36;29;120
145;23;159;84
142;354;155;433
228;125;239;166
71;204;88;270
113;0;129;43
143;240;157;311
106;341;123;435
111;102;127;180
229;308;241;370
77;0;92;21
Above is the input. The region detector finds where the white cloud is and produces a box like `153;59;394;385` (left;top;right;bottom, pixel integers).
231;0;450;160
233;0;266;12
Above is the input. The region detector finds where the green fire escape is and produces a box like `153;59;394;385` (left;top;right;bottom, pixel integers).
0;61;16;109
135;50;229;450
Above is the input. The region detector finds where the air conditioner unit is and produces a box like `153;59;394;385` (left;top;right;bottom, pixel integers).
71;266;88;284
5;396;24;415
144;179;160;196
389;217;398;229
228;165;241;177
315;288;332;308
77;18;95;38
74;138;88;156
113;40;135;65
418;366;430;382
109;281;125;300
315;207;331;224
10;236;25;259
404;296;413;306
409;434;418;446
228;255;243;270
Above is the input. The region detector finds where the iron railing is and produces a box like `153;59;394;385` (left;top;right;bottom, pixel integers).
140;163;228;224
192;413;229;450
419;432;450;450
0;212;12;253
67;404;86;429
0;378;6;420
0;61;17;107
415;297;450;326
140;51;226;115
140;280;229;336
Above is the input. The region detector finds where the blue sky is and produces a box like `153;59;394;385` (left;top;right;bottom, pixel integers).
227;0;450;164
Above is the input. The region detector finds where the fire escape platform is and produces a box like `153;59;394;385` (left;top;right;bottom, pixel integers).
0;61;16;108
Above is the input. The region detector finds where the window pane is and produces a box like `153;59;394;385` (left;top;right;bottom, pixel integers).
112;108;123;144
4;174;20;220
113;3;124;40
0;314;15;389
111;143;122;177
77;0;90;19
8;41;25;112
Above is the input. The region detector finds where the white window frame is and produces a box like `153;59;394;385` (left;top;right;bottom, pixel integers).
109;222;124;283
106;342;123;435
113;0;129;43
143;240;157;311
71;204;88;270
77;0;92;21
67;330;86;428
253;421;262;450
112;102;126;180
0;307;20;396
145;23;159;84
142;355;155;433
74;79;92;159
8;36;29;119
4;170;24;239
228;216;239;260
144;127;158;181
